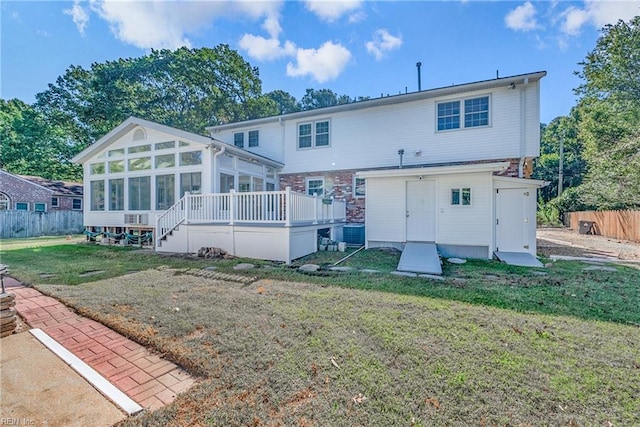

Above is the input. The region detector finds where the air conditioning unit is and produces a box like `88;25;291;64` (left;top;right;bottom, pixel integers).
124;214;149;225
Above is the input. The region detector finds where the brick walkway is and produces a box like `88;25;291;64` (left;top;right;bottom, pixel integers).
10;281;195;410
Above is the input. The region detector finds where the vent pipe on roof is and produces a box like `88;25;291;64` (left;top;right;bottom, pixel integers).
416;62;422;91
398;149;405;169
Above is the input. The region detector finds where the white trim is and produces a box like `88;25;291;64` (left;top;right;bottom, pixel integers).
356;161;510;179
493;176;547;187
29;329;143;415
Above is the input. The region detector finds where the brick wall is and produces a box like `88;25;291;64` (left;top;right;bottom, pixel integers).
280;170;365;223
0;172;52;210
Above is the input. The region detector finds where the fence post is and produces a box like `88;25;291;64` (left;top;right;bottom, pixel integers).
285;187;292;227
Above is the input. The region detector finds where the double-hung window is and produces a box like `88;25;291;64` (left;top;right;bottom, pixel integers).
248;130;259;147
451;188;472;206
234;132;244;148
464;97;489;128
306;177;324;196
437;96;489;131
298;120;330;149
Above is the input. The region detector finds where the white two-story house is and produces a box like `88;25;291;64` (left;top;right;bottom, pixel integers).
73;71;546;264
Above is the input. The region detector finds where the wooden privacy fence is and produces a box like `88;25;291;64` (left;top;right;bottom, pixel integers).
567;210;640;242
0;210;84;239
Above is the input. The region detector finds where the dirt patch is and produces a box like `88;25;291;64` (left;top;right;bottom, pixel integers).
537;228;640;260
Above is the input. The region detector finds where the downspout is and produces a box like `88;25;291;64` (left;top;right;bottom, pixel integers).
518;77;529;178
213;145;226;192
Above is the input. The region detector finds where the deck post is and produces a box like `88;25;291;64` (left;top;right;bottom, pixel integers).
330;196;334;223
229;189;236;225
184;192;191;224
313;192;318;225
285;187;292;227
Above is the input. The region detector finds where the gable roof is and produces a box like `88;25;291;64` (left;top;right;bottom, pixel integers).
72;117;283;168
207;71;547;132
19;175;84;197
0;170;83;197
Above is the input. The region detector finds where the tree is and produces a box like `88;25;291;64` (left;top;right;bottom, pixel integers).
265;90;301;114
35;45;275;152
567;16;640;210
533;113;586;203
0;99;81;180
299;88;354;110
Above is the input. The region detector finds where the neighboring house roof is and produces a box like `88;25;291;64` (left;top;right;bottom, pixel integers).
207;71;547;132
19;175;84;197
72;116;283;168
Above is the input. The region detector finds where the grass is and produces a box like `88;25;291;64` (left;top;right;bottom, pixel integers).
2;243;640;424
36;268;640;426
0;234;84;251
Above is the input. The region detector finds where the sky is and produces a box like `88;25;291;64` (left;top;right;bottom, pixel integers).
2;1;639;124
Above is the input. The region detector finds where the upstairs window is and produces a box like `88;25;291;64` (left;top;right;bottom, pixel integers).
437;96;490;131
234;132;244;148
464;96;489;128
298;120;330;149
437;101;460;131
248;130;259;147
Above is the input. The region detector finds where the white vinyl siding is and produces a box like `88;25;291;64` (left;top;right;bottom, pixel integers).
365;177;406;243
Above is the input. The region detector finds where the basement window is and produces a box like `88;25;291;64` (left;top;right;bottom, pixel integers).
451;188;471;206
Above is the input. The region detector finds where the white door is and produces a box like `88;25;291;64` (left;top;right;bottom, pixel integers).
495;188;532;252
406;180;436;242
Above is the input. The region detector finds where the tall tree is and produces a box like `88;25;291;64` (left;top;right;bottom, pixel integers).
35;45;275;152
533;113;586;203
570;16;640;210
300;88;354;110
265;90;301;114
0;99;81;180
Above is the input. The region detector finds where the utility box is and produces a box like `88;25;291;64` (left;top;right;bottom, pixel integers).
343;224;365;245
579;221;596;235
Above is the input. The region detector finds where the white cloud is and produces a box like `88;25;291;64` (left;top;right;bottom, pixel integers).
505;1;538;32
560;6;590;36
304;0;363;22
64;0;90;35
365;29;402;60
86;0;283;49
239;34;296;61
286;41;352;83
559;0;640;36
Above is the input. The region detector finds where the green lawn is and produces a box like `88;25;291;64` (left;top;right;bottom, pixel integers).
2;243;639;425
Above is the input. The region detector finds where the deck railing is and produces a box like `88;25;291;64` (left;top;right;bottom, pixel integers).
156;187;346;244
